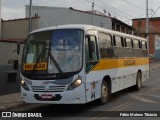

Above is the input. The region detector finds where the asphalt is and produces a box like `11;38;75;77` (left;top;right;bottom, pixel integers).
0;62;160;111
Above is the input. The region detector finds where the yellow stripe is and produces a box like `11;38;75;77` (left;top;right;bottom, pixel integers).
92;58;149;71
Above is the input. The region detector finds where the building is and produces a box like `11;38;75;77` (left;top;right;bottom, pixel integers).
1;17;39;40
0;17;39;95
0;39;24;95
25;5;134;34
132;17;160;59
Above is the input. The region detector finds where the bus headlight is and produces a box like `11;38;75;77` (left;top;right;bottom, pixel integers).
20;80;30;91
67;78;82;90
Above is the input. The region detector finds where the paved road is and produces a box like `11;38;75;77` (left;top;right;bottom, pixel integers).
2;68;160;120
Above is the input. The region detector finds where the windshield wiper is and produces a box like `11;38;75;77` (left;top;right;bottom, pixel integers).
32;42;63;75
31;43;46;76
49;53;63;73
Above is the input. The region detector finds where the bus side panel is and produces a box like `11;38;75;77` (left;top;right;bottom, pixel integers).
85;62;149;100
86;72;102;102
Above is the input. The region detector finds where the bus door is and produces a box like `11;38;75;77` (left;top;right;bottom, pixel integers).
85;35;100;102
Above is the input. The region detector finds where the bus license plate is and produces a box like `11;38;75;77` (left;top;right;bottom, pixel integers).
41;94;53;99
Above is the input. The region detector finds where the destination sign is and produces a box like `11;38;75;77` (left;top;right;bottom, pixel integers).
23;62;47;70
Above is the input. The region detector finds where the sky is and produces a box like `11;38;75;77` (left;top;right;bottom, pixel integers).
1;0;160;25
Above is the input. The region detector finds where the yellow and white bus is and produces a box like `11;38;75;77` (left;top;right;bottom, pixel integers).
20;24;149;104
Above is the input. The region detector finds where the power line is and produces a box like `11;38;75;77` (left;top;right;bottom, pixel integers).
151;6;160;18
86;0;134;24
122;0;145;10
97;0;135;18
87;0;126;18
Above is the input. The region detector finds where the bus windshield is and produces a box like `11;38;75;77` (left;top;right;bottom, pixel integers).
22;29;84;79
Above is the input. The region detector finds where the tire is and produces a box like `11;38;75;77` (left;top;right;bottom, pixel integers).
98;80;110;104
135;72;142;90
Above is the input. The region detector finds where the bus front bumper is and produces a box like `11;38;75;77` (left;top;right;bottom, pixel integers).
21;84;86;104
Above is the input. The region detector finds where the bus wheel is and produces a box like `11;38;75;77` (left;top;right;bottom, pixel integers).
135;72;142;90
98;80;110;104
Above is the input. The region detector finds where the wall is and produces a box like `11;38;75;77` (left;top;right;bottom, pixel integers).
1;17;39;40
155;35;160;59
132;18;160;55
0;17;39;95
0;41;24;95
25;6;112;29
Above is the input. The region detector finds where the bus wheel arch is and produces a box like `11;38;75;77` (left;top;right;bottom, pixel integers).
98;75;111;104
135;70;142;90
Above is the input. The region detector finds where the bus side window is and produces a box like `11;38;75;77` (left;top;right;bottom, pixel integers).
98;32;114;58
133;39;142;57
114;35;125;58
125;38;134;58
142;41;148;57
85;35;99;72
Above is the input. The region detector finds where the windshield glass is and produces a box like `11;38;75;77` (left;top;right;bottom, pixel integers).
22;29;83;78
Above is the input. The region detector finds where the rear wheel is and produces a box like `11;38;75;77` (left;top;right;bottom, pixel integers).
135;72;142;90
98;80;110;104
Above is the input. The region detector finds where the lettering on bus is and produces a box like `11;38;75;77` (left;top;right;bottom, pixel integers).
23;62;47;70
124;59;135;66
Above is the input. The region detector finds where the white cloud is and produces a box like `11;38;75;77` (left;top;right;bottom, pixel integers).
1;6;25;20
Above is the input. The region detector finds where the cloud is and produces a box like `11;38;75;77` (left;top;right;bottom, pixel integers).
1;6;25;20
1;0;160;22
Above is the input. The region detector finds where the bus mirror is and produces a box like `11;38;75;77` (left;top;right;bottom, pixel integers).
17;43;20;54
89;41;95;53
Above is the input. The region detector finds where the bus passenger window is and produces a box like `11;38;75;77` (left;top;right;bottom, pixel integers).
98;32;114;58
114;35;125;58
142;41;148;57
125;38;134;58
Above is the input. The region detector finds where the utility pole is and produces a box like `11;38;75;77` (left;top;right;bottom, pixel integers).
92;2;94;25
29;0;32;32
146;0;149;53
0;0;1;38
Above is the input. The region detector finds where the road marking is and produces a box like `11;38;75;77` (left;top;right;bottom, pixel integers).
146;85;160;94
131;94;158;104
108;102;133;111
142;93;160;99
89;102;134;120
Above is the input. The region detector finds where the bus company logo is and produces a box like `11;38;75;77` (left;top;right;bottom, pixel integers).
41;81;54;85
41;81;49;85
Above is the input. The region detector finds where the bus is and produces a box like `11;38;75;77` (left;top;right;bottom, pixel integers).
20;24;149;104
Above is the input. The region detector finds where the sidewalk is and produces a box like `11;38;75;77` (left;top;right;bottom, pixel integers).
150;61;160;71
0;62;160;111
0;92;23;111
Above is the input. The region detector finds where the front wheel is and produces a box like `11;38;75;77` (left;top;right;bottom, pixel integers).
98;80;110;104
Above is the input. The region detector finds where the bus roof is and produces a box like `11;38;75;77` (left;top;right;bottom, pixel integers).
30;24;147;42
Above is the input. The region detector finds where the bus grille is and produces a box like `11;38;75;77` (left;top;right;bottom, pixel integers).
31;86;66;92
